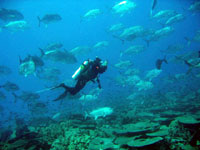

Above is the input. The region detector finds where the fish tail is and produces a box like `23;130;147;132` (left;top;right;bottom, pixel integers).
84;111;89;119
12;92;18;103
184;60;193;67
144;39;150;47
112;34;124;44
163;56;168;64
150;9;153;17
37;16;41;27
19;56;22;64
39;48;45;57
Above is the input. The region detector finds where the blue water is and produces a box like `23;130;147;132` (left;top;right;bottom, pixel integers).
0;0;200;138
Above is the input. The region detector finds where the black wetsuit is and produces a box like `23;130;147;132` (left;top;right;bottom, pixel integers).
53;58;107;101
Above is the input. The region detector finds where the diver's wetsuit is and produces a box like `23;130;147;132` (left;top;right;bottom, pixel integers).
53;58;107;101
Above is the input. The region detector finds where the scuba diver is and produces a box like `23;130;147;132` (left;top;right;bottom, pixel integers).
52;57;108;101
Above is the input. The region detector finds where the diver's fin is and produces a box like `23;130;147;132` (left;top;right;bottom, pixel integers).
53;90;68;101
37;16;41;27
39;48;45;57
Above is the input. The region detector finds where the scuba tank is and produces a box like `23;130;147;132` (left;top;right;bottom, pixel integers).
72;60;89;80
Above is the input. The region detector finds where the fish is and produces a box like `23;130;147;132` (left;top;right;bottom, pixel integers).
149;26;174;41
39;48;77;64
36;67;61;82
0;91;6;100
93;41;109;50
152;10;177;23
37;14;62;27
0;81;19;92
107;23;124;33
112;0;136;17
135;80;154;91
0;8;24;22
119;26;145;41
161;44;184;54
1;20;29;32
30;56;44;67
145;69;162;81
87;107;113;120
175;56;200;74
12;91;40;102
185;30;200;45
188;1;200;13
156;56;168;70
81;9;101;22
114;60;133;69
120;45;145;57
165;14;185;26
79;94;98;101
69;46;92;56
150;0;157;17
19;56;36;77
52;113;61;120
44;42;63;51
0;65;12;76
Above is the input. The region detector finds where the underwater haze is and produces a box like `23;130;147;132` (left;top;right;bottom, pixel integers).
0;0;200;149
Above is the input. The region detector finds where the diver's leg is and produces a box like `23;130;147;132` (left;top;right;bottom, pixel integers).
69;80;87;95
53;80;87;100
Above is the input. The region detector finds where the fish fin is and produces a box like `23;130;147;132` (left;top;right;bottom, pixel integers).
12;92;18;103
39;48;45;57
184;60;193;67
112;34;124;44
120;52;123;58
84;111;88;119
144;39;150;47
80;16;84;23
37;16;41;27
19;56;22;64
150;0;157;17
186;67;193;75
184;37;191;46
163;56;168;64
150;9;153;17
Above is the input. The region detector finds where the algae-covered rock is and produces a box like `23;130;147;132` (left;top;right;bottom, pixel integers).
127;137;163;147
146;125;168;137
89;137;119;150
146;129;168;137
114;121;159;136
176;116;200;125
114;136;138;145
